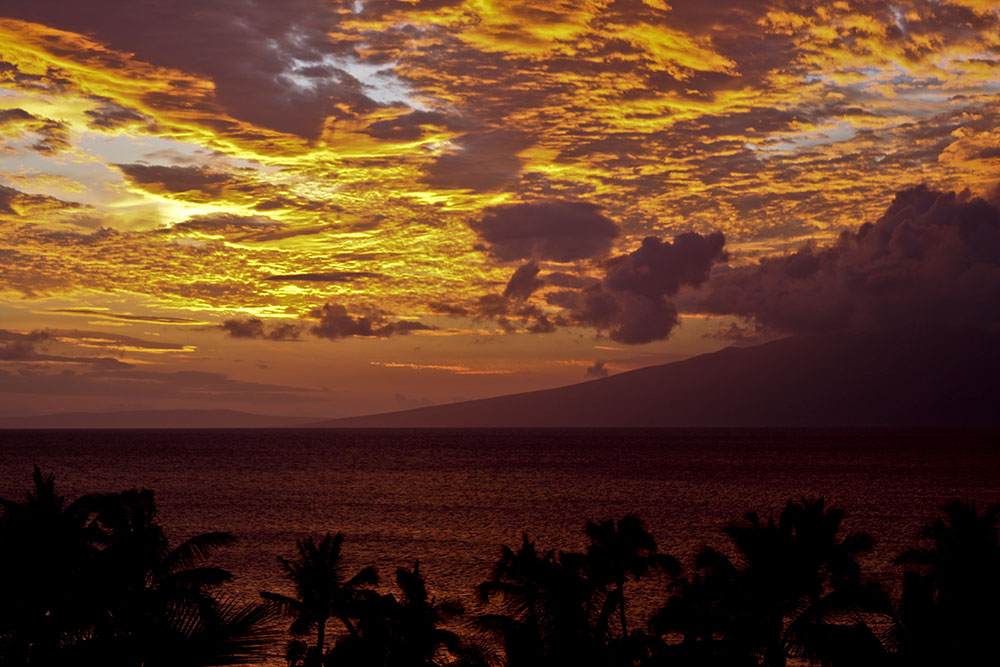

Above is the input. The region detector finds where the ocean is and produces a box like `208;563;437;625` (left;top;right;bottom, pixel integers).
1;428;998;662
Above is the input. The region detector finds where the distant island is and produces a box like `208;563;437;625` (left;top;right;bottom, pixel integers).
0;409;317;429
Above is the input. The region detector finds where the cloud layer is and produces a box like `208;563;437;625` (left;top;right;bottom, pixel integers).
695;185;1000;334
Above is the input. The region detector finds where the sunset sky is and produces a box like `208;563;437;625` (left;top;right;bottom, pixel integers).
1;0;998;418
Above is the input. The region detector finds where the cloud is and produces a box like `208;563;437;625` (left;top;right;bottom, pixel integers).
117;163;235;196
0;329;132;368
265;271;381;282
427;301;470;317
549;287;681;344
220;317;303;341
547;231;727;344
0;107;70;154
502;260;543;301
458;225;726;342
471;200;620;262
0;329;48;361
166;214;328;243
0;185;85;217
363;110;458;141
605;233;728;298
2;0;384;139
308;303;434;340
585;360;609;378
48;309;203;325
424;131;530;192
693;184;1000;334
44;329;190;351
84;97;149;129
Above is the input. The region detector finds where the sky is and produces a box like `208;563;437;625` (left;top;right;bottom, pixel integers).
0;0;998;419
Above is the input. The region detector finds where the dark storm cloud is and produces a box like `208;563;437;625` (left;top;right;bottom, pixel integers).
604;233;728;299
543;272;599;289
548;287;681;345
308;303;433;340
502;260;543;301
116;164;235;195
694;185;1000;333
462;200;725;343
471;200;620;262
546;232;727;344
1;0;382;139
220;317;303;341
265;271;381;282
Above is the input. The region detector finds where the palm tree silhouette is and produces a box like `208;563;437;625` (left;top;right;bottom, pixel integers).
0;469;274;666
0;466;100;664
387;561;464;666
476;534;611;667
893;500;1000;666
653;498;883;667
585;515;679;641
262;532;378;666
91;488;272;665
475;534;559;666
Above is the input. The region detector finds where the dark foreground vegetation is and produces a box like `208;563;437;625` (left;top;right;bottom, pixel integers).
1;468;998;666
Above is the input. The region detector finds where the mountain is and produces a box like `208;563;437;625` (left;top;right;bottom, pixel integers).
317;329;1000;428
0;409;316;429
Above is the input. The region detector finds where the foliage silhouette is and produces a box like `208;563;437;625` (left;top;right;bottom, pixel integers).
0;467;275;666
261;532;378;666
891;500;1000;666
330;560;484;667
475;534;606;667
5;466;1000;667
586;514;680;642
651;498;886;667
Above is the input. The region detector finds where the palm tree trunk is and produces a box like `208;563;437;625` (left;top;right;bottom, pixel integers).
617;576;628;639
316;616;326;660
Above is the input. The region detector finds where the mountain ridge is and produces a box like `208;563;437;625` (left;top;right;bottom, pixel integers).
316;329;1000;428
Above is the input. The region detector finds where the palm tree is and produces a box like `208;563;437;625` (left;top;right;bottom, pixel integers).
0;466;101;664
475;535;556;666
653;498;884;667
585;515;679;641
476;535;604;667
90;488;269;665
389;562;464;666
893;500;1000;666
262;532;378;666
1;469;273;666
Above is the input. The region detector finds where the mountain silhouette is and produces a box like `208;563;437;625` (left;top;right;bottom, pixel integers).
317;329;1000;428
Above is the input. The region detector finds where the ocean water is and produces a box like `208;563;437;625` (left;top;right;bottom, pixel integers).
1;428;998;660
